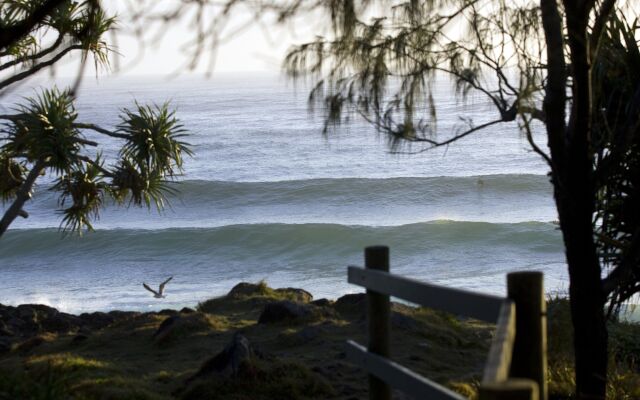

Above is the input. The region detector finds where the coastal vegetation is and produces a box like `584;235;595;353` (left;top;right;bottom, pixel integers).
0;282;638;399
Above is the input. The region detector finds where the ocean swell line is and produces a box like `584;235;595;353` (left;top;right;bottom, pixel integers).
1;220;562;260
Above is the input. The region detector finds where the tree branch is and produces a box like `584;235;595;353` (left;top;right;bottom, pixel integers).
0;44;83;90
0;34;65;71
389;118;506;154
540;0;567;167
521;113;553;167
0;0;68;51
73;123;130;140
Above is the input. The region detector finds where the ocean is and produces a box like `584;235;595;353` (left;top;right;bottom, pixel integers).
0;73;568;314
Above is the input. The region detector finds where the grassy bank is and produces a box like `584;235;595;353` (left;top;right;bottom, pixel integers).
0;282;638;399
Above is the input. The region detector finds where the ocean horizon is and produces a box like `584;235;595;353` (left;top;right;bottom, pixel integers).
1;74;572;314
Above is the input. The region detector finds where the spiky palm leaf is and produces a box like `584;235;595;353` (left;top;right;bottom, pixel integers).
72;3;116;70
53;156;108;234
117;102;192;178
2;88;81;174
592;15;640;315
110;157;178;211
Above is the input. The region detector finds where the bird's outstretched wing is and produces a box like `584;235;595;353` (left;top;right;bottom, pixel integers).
143;283;159;296
159;276;173;294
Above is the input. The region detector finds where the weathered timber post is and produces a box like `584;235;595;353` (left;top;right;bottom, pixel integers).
365;245;391;400
507;271;547;400
479;379;539;400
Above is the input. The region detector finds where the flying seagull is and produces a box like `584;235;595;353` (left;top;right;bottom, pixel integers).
143;277;173;299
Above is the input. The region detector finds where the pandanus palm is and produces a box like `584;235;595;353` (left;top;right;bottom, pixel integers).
592;16;640;316
0;88;191;235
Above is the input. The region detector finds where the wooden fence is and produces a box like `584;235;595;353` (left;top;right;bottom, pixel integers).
346;246;547;400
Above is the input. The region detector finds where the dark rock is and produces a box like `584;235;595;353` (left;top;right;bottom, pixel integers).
311;298;332;307
187;332;255;383
6;316;24;329
16;335;47;353
72;334;89;344
0;320;13;337
258;301;313;324
334;293;366;317
275;287;313;303
41;313;81;333
335;293;365;306
17;304;58;319
79;312;115;330
180;307;196;314
154;316;180;339
16;305;38;321
108;310;140;320
0;337;12;353
7;315;38;335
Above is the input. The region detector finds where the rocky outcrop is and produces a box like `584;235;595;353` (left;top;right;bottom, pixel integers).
333;293;366;317
226;282;313;303
227;282;265;298
154;312;222;345
77;312;114;330
311;298;332;307
186;332;256;383
0;303;142;352
258;301;314;324
274;288;312;303
258;300;335;324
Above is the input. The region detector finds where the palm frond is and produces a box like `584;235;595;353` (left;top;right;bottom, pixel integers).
53;156;108;234
2;87;81;174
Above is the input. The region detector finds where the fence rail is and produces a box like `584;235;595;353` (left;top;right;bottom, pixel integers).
348;266;504;323
483;300;516;383
345;340;466;400
345;245;547;400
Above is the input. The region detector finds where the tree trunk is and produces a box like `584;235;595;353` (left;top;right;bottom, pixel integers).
0;160;45;236
543;0;609;397
555;183;608;399
556;3;608;398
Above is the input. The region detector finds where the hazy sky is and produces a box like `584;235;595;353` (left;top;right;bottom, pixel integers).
55;4;322;78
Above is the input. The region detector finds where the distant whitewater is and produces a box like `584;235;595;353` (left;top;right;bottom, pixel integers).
0;74;567;313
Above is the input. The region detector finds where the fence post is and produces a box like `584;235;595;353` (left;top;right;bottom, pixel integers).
365;245;391;400
507;272;547;400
